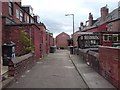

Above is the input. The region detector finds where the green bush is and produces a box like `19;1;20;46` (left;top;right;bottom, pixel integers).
17;31;34;56
25;47;34;54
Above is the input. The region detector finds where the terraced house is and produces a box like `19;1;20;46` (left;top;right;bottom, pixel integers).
1;0;54;80
74;4;120;89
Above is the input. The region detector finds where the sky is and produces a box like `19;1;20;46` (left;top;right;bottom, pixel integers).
22;0;120;37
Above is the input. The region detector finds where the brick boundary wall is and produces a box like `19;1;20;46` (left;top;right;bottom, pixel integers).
75;48;99;73
8;53;35;77
99;46;120;89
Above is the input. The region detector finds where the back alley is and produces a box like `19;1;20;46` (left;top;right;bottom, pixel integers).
6;50;88;88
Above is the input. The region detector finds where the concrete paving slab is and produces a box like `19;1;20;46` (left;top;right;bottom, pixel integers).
5;50;88;88
69;54;116;89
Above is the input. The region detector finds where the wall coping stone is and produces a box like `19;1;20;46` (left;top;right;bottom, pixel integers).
12;53;33;64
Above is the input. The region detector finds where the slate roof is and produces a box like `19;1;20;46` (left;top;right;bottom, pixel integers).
106;7;120;22
81;7;120;31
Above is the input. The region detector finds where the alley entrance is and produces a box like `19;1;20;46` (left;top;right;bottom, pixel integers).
7;50;88;88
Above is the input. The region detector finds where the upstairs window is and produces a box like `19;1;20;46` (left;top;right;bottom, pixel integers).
24;13;27;22
20;11;23;22
27;16;29;23
16;9;19;19
30;18;34;23
8;1;13;16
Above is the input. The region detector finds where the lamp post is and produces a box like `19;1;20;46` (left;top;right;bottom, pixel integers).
65;14;74;46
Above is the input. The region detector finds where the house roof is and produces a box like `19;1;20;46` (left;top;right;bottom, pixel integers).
106;7;120;23
81;7;120;32
56;32;70;38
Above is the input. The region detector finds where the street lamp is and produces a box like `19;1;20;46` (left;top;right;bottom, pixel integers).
65;14;74;46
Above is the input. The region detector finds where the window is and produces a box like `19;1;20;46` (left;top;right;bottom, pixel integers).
30;18;34;23
27;16;29;23
104;35;108;41
108;35;112;41
16;9;19;19
20;11;23;22
24;13;27;22
8;1;13;16
112;35;118;42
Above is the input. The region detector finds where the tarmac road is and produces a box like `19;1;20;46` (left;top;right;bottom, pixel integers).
7;50;88;88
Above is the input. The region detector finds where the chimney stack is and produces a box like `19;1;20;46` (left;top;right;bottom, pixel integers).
101;5;109;22
79;22;84;31
88;12;93;27
80;22;84;27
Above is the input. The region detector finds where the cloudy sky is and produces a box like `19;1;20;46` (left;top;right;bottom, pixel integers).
22;0;119;37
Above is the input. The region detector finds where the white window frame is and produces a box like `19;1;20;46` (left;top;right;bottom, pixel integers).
16;9;19;19
20;11;23;22
27;16;29;23
8;1;13;16
24;13;27;22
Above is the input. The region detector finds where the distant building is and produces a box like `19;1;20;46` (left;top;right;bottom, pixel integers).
56;32;70;49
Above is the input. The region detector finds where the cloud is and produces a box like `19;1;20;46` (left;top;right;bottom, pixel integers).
22;0;119;37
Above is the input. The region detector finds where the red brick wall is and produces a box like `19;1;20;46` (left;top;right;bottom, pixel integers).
4;24;41;60
46;32;49;54
38;25;47;57
32;25;41;60
99;46;120;89
8;53;34;77
107;20;120;32
86;23;107;32
2;2;21;23
2;18;6;43
98;23;107;31
56;32;70;48
2;2;34;24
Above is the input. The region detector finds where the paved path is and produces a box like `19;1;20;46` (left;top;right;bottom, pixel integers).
7;50;88;88
69;54;116;89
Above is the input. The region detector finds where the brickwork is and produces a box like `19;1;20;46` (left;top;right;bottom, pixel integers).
4;24;41;60
99;46;120;89
56;32;70;49
38;25;47;57
107;20;120;32
8;53;34;77
2;2;34;24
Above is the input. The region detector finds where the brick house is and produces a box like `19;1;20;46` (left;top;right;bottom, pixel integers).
76;6;120;47
56;32;70;49
76;4;120;89
1;0;55;81
1;1;50;60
